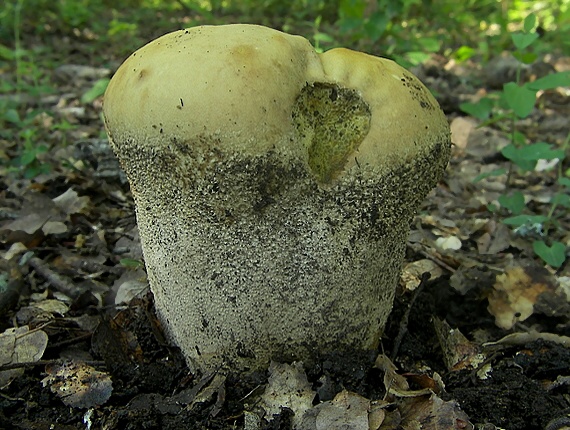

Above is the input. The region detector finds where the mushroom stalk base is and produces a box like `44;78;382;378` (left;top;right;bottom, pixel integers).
127;140;447;373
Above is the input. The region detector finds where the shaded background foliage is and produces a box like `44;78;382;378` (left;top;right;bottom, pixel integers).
1;0;569;60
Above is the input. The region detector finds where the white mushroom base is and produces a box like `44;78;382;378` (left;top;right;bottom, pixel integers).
130;143;447;373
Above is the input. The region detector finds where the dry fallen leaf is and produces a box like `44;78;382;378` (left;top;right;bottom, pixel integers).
42;361;112;408
374;354;409;394
299;390;371;430
399;393;473;430
401;259;444;291
450;116;477;151
433;317;485;371
260;361;315;426
0;326;48;388
374;354;473;429
52;188;90;215
112;269;149;305
488;264;570;330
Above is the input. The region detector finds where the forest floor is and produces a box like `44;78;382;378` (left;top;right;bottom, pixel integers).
0;30;569;430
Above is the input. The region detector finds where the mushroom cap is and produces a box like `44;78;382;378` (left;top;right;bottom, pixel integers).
103;24;449;182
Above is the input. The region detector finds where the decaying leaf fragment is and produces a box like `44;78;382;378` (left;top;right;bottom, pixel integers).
41;361;112;408
488;264;570;330
375;354;473;430
401;259;444;291
260;361;315;426
398;393;473;430
299;390;371;430
0;325;48;388
433;317;485;371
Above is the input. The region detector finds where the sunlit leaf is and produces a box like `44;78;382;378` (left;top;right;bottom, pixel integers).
404;51;431;66
313;32;335;43
454;46;475;62
81;78;110;104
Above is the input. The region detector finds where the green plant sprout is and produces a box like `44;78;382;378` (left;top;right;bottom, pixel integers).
0;0;58;178
460;13;570;268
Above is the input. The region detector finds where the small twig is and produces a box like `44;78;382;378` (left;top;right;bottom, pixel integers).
0;359;105;372
28;256;81;298
390;272;430;361
407;242;457;273
46;332;94;350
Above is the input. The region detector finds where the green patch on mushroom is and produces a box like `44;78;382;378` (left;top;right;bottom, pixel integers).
292;83;371;184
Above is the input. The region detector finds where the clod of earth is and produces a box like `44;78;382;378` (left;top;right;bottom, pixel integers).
103;24;451;373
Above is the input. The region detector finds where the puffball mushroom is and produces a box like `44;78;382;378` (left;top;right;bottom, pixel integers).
103;24;450;373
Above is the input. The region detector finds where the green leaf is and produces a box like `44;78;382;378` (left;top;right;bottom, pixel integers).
81;78;110;104
473;167;507;183
503;82;536;118
418;37;441;52
20;151;36;166
24;162;50;179
35;145;49;154
460;97;494;120
0;44;15;60
501;144;536;171
502;214;548;226
513;131;527;146
499;191;525;215
454;46;475;62
520;142;565;160
502;142;564;172
313;32;335;43
2;108;21;124
363;11;389;42
339;0;367;19
513;51;537;64
523;13;537;33
120;258;144;268
404;51;431;66
558;177;570;188
511;32;539;50
526;71;570;91
551;193;570;208
533;240;566;268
